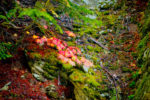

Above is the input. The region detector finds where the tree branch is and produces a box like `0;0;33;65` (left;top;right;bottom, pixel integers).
100;62;119;100
88;37;109;50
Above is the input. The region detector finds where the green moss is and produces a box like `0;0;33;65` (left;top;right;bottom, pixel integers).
43;66;58;77
44;63;59;70
109;65;118;70
67;41;76;46
44;51;58;66
85;74;100;87
0;42;13;60
62;63;73;70
43;72;55;80
94;46;102;53
128;95;134;100
122;67;132;72
69;70;85;83
129;81;136;88
83;86;101;99
73;83;89;100
131;52;138;58
134;72;150;100
60;71;68;80
132;71;139;79
142;15;150;36
87;45;93;51
46;85;59;99
103;11;110;15
69;69;100;87
107;14;116;26
143;93;150;100
30;52;42;59
19;8;63;34
91;56;99;64
138;33;150;49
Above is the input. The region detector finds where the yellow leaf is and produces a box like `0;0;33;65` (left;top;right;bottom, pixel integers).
50;10;59;18
33;35;39;39
26;31;30;35
130;63;136;67
138;69;142;74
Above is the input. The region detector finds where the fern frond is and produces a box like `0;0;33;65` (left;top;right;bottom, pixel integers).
0;15;8;21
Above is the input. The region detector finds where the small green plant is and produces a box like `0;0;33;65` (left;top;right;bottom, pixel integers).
129;81;136;88
0;42;12;60
132;71;139;79
128;95;134;100
138;32;150;49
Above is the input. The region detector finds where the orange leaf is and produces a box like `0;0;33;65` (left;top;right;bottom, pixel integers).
65;31;76;37
130;63;136;67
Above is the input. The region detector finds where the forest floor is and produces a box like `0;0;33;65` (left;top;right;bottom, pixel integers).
0;0;145;100
0;55;51;99
0;20;140;100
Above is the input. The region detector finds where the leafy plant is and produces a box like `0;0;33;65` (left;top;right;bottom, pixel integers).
138;32;150;49
0;42;12;60
129;81;136;88
128;95;134;100
132;71;139;79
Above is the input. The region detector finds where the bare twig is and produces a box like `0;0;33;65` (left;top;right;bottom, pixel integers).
100;62;119;100
88;37;109;50
8;22;23;29
0;6;23;29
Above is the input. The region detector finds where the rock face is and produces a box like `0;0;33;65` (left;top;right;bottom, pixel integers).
134;4;150;99
134;48;150;100
20;0;37;6
46;85;60;99
24;35;103;99
70;0;101;9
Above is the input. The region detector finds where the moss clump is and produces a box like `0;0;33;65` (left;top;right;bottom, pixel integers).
43;72;55;80
67;41;76;46
69;70;85;83
43;63;58;77
0;42;13;60
44;63;59;70
44;51;58;66
74;83;89;100
83;86;101;99
137;32;150;49
94;45;102;53
109;65;119;70
46;85;59;99
134;72;150;100
85;74;100;87
30;52;42;60
129;81;136;88
62;63;73;70
137;33;150;67
122;67;132;72
87;45;93;51
69;69;100;87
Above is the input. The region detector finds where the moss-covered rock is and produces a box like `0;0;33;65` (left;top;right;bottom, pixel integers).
73;83;89;100
134;35;150;100
46;85;60;99
29;61;46;82
134;72;150;100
